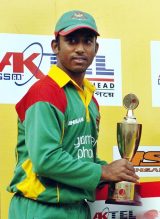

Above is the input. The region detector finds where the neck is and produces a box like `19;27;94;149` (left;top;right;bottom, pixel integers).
57;64;85;88
69;72;85;88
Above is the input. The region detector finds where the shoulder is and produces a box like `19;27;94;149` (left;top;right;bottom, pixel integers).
16;76;67;122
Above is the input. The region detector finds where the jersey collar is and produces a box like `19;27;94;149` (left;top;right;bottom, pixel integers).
48;65;96;93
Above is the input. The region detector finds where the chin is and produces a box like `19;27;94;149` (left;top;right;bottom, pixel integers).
72;66;88;74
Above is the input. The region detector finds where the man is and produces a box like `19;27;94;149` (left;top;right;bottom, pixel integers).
8;10;139;219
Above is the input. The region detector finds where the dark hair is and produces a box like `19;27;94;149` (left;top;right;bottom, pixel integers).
54;35;60;50
55;35;60;43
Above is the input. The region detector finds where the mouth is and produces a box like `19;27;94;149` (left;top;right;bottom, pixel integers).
72;56;87;64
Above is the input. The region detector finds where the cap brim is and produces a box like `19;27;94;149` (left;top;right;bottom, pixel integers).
55;24;100;37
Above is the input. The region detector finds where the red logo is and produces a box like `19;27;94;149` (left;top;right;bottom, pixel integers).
0;52;44;78
93;207;109;219
119;188;126;196
0;42;45;85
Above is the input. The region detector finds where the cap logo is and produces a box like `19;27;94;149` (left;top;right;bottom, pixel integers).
71;11;87;20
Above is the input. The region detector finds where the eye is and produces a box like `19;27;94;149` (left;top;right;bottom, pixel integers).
84;37;94;45
65;36;77;44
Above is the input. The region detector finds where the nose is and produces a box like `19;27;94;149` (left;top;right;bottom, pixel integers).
75;42;85;53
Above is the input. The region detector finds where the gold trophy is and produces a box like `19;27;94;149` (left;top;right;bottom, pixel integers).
107;93;142;205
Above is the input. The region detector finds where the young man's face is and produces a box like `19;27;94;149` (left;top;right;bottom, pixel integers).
52;29;99;75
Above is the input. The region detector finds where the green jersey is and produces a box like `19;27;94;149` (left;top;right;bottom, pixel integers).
7;65;106;204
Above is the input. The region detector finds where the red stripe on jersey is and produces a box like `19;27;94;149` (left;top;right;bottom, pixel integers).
92;96;99;111
16;76;67;122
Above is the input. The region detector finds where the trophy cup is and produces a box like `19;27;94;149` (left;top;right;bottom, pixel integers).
107;93;142;205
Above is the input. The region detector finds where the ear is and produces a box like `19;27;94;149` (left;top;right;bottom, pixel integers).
51;39;59;54
95;42;99;55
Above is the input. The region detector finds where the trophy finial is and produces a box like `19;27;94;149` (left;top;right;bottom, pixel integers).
123;93;139;123
123;93;139;110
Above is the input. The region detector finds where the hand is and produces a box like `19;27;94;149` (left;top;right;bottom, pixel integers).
101;159;139;183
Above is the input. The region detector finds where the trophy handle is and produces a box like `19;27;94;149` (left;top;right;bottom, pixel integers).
117;123;142;161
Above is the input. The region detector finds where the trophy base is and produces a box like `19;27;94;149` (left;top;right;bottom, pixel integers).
106;181;141;206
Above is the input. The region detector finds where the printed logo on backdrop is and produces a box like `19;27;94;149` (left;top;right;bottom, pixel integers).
0;34;122;105
89;199;160;219
93;207;136;219
88;202;140;219
92;206;160;219
113;146;160;177
151;41;160;107
87;38;122;106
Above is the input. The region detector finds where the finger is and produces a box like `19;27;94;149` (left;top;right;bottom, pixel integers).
126;169;140;180
121;173;139;183
128;175;140;183
126;161;135;171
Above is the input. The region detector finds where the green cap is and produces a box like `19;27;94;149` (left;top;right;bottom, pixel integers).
54;10;100;37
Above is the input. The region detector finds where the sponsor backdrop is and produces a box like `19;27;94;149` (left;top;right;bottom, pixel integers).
0;0;160;218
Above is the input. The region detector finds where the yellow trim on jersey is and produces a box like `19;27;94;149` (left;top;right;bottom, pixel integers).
48;65;96;121
16;159;45;200
56;184;60;203
48;65;70;88
77;79;95;121
60;121;65;145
